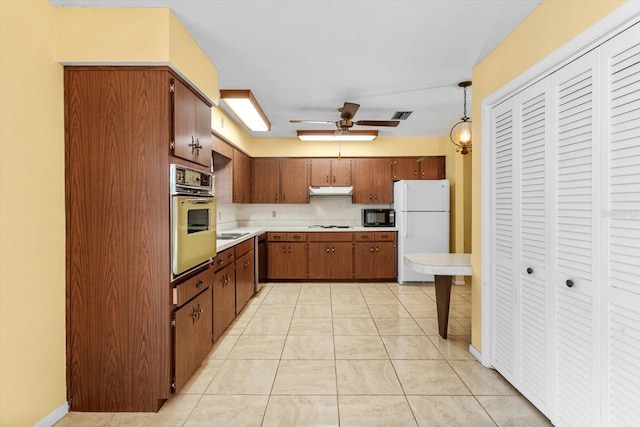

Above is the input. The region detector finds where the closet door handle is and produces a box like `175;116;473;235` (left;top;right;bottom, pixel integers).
566;279;575;288
526;267;533;275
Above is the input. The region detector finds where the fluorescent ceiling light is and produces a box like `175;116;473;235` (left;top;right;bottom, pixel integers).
297;130;378;141
219;89;271;131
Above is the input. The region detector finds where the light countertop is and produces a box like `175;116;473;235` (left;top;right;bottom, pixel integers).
215;226;398;252
404;253;472;276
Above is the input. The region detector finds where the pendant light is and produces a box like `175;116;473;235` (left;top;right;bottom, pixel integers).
450;81;472;155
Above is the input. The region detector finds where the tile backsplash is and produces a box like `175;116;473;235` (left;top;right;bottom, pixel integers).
217;197;391;230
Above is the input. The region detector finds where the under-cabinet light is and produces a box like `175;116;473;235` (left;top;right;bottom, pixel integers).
297;130;378;141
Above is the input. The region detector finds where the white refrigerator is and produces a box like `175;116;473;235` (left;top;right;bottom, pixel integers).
394;180;450;283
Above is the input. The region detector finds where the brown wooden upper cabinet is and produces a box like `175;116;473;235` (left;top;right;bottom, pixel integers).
352;158;393;204
233;148;252;204
419;156;446;179
252;158;310;204
171;78;212;167
310;158;353;186
392;156;446;180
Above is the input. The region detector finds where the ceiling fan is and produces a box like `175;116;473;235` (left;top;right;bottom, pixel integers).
290;101;400;133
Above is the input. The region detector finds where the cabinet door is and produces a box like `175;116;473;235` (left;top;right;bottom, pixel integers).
235;250;255;313
308;242;332;279
331;158;352;186
194;95;212;166
332;242;353;279
393;157;420;181
172;78;211;166
375;242;397;279
213;264;236;342
354;242;376;279
310;158;332;186
352;158;374;203
174;287;212;392
233;149;252;204
372;158;393;203
268;242;307;279
173;78;196;162
420;156;446;179
280;158;309;203
252;158;280;203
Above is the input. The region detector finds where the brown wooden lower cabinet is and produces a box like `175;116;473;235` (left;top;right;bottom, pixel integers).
265;231;397;281
268;242;307;279
235;249;255;313
173;286;212;392
308;232;353;280
213;263;236;342
353;231;397;280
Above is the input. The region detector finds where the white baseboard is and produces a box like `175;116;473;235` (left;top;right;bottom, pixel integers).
469;344;485;365
34;401;68;427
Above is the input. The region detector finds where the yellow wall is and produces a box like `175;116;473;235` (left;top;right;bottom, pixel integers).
470;0;626;351
0;1;66;426
0;2;220;425
58;7;219;103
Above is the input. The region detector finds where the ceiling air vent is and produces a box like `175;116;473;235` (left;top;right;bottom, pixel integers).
391;111;413;120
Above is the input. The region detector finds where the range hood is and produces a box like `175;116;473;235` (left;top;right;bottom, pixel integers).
309;186;353;196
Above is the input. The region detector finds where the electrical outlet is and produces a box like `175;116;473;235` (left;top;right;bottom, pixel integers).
271;210;276;218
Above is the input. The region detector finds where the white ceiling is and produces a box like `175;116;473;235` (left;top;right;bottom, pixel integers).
53;0;542;138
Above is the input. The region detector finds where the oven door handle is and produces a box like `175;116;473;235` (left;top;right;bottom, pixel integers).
190;199;214;205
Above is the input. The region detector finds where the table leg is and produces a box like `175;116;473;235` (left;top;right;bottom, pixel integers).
434;275;453;339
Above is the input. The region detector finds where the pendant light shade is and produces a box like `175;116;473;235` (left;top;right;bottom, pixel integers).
450;81;472;155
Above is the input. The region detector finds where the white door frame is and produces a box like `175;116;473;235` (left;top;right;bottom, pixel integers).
479;2;640;367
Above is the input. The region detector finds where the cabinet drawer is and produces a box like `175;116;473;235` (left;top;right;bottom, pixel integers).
213;247;235;271
354;232;375;242
173;266;213;307
234;238;254;258
374;232;396;242
267;232;307;242
308;232;353;242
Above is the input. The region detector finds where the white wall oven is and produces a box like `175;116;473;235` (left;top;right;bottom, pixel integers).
170;164;216;278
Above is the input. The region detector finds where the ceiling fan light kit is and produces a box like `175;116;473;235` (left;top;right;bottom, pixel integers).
297;130;378;141
450;81;472;155
219;89;271;131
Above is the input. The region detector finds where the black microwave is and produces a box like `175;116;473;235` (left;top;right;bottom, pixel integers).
362;208;395;227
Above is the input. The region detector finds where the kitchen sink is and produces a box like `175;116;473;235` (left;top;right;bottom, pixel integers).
216;232;250;240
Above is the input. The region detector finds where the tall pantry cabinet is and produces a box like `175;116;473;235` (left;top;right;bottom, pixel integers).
488;22;640;426
65;67;213;412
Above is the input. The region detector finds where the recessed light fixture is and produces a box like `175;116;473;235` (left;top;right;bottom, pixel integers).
297;130;378;141
219;89;271;131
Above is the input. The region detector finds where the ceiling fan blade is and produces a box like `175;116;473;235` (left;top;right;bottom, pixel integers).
340;102;360;120
355;120;400;127
289;120;336;125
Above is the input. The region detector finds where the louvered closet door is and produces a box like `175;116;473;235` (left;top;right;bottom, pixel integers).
551;51;601;427
491;99;517;381
600;22;640;426
517;82;553;415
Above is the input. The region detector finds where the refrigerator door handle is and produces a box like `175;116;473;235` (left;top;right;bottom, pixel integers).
403;210;409;239
402;183;408;212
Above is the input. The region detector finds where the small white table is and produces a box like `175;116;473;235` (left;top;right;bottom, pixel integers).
404;253;472;339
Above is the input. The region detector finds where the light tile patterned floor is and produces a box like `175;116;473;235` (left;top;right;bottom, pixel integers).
55;282;552;427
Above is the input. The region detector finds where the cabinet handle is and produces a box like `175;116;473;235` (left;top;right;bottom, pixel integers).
282;246;286;254
282;193;286;201
326;247;330;253
332;247;335;253
195;280;204;288
526;268;533;275
375;246;379;252
361;235;369;240
217;259;224;265
369;194;373;200
333;176;336;183
566;279;575;288
275;194;278;202
370;247;374;252
288;246;292;254
326;175;329;183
